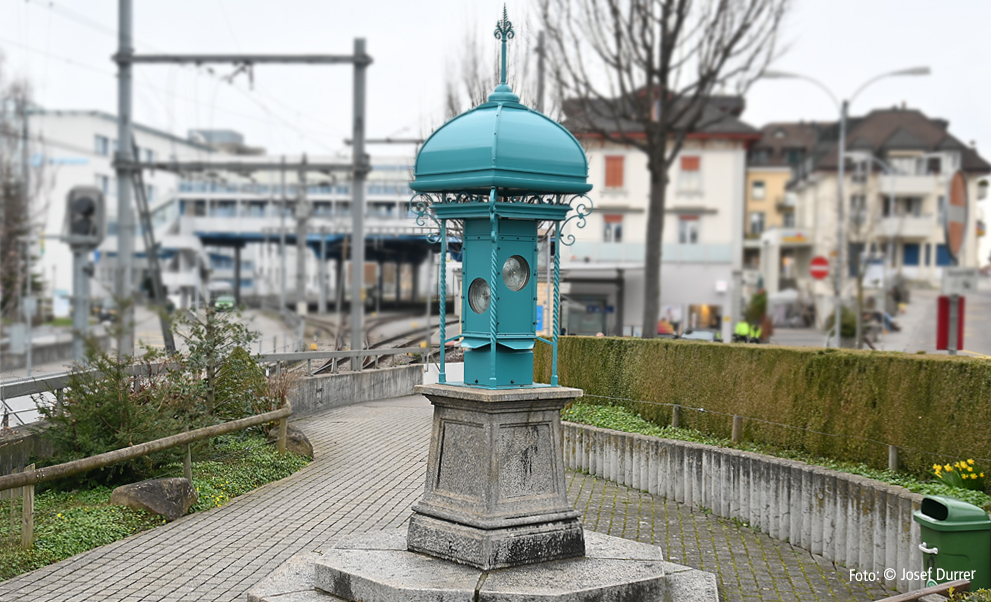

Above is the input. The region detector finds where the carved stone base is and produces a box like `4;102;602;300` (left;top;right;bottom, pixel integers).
409;383;585;568
406;512;585;570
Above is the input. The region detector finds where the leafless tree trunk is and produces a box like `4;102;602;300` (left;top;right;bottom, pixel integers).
542;0;788;337
0;54;44;323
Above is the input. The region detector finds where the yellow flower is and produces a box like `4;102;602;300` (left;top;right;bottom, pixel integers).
968;466;974;472
981;473;985;478
934;464;941;471
969;459;975;465
946;465;954;472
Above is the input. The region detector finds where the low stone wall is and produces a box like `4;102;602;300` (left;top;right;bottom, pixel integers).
290;365;424;416
563;422;927;593
0;422;52;477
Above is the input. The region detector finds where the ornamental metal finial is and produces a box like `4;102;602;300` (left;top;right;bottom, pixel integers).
494;5;515;85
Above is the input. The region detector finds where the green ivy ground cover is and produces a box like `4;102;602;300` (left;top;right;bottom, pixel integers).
0;434;308;581
563;402;991;512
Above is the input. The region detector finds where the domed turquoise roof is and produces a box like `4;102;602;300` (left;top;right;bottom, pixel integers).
411;84;592;195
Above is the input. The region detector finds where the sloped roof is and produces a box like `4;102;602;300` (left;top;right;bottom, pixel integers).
561;94;759;139
814;108;990;173
749;122;823;166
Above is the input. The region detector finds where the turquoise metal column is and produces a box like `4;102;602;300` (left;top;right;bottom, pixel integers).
552;221;561;386
488;187;498;388
439;216;447;384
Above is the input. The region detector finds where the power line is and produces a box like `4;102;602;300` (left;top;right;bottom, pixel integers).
21;0;347;141
0;36;343;145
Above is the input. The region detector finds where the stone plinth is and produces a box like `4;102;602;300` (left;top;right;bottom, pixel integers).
246;529;720;602
407;383;583;570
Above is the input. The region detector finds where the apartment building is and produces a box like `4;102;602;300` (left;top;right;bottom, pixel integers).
760;107;990;324
562;96;759;340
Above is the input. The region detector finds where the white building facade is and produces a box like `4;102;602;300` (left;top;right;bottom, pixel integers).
562;98;758;340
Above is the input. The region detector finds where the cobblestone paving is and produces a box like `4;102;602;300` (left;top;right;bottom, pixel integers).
0;396;892;602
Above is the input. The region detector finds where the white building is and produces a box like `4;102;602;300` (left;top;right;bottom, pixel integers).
26;109;216;311
561;96;759;340
23;109;433;316
760;108;991;323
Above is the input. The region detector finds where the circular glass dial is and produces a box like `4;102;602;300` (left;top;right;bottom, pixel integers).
502;255;530;291
468;278;491;313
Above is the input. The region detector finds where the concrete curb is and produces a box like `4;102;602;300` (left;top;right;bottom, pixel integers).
563;422;926;592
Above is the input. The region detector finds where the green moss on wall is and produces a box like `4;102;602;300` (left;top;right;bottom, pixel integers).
535;338;991;475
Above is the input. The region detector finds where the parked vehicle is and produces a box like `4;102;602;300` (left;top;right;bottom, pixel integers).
214;295;235;311
681;329;722;343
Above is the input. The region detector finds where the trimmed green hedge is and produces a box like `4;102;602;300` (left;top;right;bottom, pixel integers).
535;338;991;476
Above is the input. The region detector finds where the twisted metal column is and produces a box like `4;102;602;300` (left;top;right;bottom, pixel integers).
552;220;561;386
489;187;499;387
439;218;447;384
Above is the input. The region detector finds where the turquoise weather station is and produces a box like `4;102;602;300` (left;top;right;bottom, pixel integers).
410;7;592;389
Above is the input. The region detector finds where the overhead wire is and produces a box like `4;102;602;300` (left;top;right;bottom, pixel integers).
20;0;349;150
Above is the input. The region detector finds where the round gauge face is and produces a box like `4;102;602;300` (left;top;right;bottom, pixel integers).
468;278;491;314
501;255;530;292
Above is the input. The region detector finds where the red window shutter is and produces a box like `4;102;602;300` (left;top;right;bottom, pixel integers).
679;214;699;221
603;214;623;223
605;155;624;188
681;156;700;171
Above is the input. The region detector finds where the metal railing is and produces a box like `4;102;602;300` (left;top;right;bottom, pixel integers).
0;347;440;426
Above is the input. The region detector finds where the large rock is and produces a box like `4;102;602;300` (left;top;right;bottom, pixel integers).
110;477;197;522
267;424;314;459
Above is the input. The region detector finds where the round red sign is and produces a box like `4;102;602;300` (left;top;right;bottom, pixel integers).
810;256;830;280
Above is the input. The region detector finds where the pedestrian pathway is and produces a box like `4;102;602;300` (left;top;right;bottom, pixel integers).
0;396;891;602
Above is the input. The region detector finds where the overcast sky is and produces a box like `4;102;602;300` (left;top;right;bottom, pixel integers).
2;0;989;158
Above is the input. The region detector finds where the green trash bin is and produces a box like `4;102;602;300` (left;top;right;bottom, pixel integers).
913;495;991;589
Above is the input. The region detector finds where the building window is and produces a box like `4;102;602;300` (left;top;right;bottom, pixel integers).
751;180;765;200
783;211;795;228
903;243;920;266
850;195;866;226
679;156;701;192
604;155;624;189
925;243;932;266
603;214;623;242
678;215;699;244
95;174;110;195
936;244;954;267
94;135;109;156
848;242;865;277
937;195;947;226
146;185;155;203
144;148;155;163
749;212;765;236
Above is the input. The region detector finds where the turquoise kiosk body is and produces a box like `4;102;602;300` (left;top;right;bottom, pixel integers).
409;10;592;389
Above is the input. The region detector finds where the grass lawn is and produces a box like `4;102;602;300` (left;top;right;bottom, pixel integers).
0;433;308;581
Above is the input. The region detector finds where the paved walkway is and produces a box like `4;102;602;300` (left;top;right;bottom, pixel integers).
0;396;891;602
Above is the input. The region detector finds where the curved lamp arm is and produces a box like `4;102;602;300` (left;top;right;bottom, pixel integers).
762;70;840;109
850;67;930;103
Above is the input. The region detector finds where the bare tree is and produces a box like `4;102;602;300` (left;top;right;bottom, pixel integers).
542;0;788;337
0;54;37;323
441;14;550;122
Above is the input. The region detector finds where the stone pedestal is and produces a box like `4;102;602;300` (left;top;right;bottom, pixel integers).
407;383;584;570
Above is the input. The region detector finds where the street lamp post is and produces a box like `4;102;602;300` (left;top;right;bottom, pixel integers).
762;67;929;347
